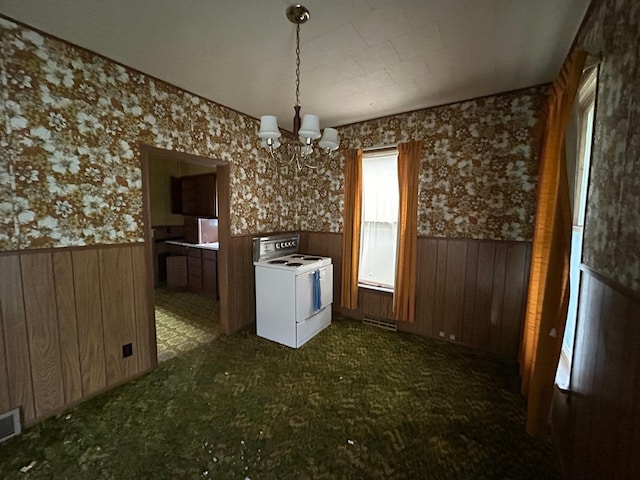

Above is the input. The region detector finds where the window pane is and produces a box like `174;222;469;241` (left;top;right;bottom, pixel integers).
557;69;596;391
358;152;399;289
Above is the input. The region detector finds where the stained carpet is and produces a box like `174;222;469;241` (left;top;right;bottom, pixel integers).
0;317;560;479
154;287;222;362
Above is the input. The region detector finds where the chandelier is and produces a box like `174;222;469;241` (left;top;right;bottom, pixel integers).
258;4;339;170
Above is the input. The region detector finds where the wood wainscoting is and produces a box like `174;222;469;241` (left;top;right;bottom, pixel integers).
225;234;257;334
301;232;531;358
224;232;299;334
551;265;640;480
299;232;343;309
405;237;531;358
216;231;532;359
0;244;155;427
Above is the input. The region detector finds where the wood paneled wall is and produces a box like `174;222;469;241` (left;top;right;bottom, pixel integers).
220;232;531;359
551;266;640;480
0;244;155;427
300;232;343;307
408;238;531;358
225;235;257;334
222;231;344;335
302;232;531;358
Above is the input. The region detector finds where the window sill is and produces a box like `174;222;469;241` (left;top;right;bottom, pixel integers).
358;283;394;294
554;348;572;393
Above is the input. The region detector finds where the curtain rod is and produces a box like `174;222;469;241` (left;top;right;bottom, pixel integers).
362;144;399;153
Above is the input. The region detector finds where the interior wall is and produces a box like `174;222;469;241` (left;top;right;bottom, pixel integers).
0;17;293;425
149;155;183;227
552;267;639;479
297;86;547;241
0;17;292;248
148;154;217;227
301;232;531;358
551;1;640;478
295;86;546;355
0;245;153;427
576;0;640;293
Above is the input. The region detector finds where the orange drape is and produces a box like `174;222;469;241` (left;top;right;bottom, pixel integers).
393;140;423;322
340;148;362;310
520;49;587;438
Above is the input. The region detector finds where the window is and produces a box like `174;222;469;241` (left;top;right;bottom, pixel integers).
358;149;399;290
555;66;597;391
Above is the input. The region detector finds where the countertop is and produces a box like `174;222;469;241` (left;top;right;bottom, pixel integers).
166;240;219;250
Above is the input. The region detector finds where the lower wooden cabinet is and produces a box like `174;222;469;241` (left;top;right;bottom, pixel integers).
187;248;202;291
162;242;218;299
166;256;187;288
202;250;218;299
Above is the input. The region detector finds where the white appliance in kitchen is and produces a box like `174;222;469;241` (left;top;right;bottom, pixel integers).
253;234;333;348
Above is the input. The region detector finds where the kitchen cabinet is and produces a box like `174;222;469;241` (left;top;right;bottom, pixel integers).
165;242;187;256
187;248;203;291
166;256;187;288
163;241;218;299
164;243;188;288
152;225;186;286
171;173;217;217
202;249;218;299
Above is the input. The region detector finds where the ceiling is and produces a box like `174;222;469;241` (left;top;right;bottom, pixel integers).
1;0;591;132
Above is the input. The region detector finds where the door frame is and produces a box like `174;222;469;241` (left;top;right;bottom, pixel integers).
139;144;231;366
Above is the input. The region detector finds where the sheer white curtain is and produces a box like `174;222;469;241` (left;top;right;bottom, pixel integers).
358;152;399;288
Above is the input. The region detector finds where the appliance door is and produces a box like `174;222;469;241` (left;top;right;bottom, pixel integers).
255;265;297;348
295;264;333;322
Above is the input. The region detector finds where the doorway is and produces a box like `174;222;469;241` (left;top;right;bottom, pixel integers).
140;145;231;363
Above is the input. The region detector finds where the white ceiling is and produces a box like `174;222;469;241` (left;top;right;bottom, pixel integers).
1;0;591;132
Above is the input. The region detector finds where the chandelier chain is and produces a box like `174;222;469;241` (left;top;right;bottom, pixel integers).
258;5;338;171
295;24;301;107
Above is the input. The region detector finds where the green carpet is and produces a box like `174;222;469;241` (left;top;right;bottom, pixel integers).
0;317;560;479
154;287;222;363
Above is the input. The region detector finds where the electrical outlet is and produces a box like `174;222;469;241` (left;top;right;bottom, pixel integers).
449;333;456;341
122;343;133;358
439;331;445;337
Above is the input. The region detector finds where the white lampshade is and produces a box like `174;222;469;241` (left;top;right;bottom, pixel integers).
258;115;281;139
298;114;321;140
318;128;339;151
261;138;281;149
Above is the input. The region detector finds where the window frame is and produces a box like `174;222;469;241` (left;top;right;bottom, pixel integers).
556;66;598;392
357;147;399;292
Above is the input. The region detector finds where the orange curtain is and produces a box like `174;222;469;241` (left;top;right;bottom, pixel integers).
520;49;587;438
393;140;423;322
340;148;362;310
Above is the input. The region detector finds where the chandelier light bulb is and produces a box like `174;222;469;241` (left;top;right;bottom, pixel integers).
261;138;281;149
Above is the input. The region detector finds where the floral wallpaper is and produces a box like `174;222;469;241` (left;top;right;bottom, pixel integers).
296;87;547;241
0;17;292;250
2;16;552;253
576;0;640;292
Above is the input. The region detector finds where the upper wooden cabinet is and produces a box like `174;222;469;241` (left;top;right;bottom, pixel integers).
171;173;217;217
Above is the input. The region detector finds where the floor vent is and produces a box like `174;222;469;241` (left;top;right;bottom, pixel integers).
0;408;21;444
362;316;397;331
